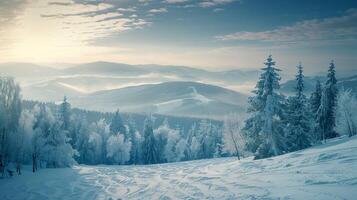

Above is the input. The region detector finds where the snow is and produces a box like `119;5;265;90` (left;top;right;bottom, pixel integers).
155;86;213;113
1;136;357;200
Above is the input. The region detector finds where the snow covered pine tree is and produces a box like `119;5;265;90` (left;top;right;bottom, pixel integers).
243;55;286;159
284;63;313;151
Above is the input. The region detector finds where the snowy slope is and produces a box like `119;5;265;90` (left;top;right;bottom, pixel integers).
1;136;357;200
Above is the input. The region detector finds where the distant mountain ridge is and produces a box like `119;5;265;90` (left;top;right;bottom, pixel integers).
70;81;248;119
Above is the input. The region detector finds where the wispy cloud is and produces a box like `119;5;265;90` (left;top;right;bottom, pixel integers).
0;0;151;62
117;7;137;12
216;9;357;45
148;8;168;13
198;0;236;8
163;0;189;3
163;0;236;8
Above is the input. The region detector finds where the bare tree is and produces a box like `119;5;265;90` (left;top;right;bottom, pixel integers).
223;113;246;160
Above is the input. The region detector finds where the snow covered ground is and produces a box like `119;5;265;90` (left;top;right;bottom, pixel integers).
1;136;357;200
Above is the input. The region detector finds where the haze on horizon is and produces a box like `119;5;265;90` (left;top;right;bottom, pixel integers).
0;0;356;74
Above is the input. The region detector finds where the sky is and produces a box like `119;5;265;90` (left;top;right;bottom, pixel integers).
0;0;357;74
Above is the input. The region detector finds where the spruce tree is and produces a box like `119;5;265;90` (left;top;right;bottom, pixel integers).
325;60;338;138
317;61;338;141
243;55;286;159
284;63;312;151
310;80;322;117
142;116;158;164
109;110;127;137
310;80;322;142
59;96;71;131
128;116;140;164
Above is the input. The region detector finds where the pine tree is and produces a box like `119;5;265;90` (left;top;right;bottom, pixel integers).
39;106;77;168
325;60;338;138
127;116;140;164
243;55;286;159
59;96;71;131
317;61;338;141
310;80;323;142
142;116;158;164
284;63;312;151
310;80;322;116
109;110;127;137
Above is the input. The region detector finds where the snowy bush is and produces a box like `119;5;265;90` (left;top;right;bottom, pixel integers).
106;134;131;165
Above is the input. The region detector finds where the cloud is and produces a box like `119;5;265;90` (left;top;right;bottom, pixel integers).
163;0;189;3
148;8;168;13
213;8;224;12
0;0;151;62
0;0;27;24
117;7;136;12
198;0;236;8
216;8;357;45
172;0;236;9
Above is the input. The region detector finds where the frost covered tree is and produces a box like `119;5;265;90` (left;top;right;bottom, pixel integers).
336;90;357;137
324;61;338;138
310;80;322;116
223;113;246;160
284;64;312;151
73;117;91;164
186;123;200;160
142;116;158;164
0;77;22;173
106;134;131;165
317;61;338;141
59;96;71;131
243;55;286;159
127;116;141;164
110;110;127;137
91;119;110;164
196;120;218;159
106;110;131;164
11;109;36;174
310;80;323;142
154;119;170;162
155;122;187;163
37;106;77;168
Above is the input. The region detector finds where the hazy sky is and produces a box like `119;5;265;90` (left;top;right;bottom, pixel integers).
0;0;356;74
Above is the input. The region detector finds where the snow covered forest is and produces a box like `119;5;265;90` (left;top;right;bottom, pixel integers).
0;55;356;177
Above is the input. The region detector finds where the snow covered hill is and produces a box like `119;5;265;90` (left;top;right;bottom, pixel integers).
72;81;247;119
1;135;357;200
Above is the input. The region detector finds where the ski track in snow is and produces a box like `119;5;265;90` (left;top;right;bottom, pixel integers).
1;136;357;200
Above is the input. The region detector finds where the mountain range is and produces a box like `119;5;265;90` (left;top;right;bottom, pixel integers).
1;62;356;119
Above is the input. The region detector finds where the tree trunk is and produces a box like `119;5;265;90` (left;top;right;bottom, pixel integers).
32;153;37;173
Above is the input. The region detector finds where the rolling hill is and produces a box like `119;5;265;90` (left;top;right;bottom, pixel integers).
72;81;248;119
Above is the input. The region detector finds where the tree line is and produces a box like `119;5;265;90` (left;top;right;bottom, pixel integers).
223;55;357;160
0;85;224;176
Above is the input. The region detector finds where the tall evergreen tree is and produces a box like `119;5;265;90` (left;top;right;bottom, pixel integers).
243;55;286;159
325;60;338;138
284;63;312;151
310;80;322;117
127;116;140;164
58;96;71;131
109;110;127;137
317;61;338;141
310;80;323;142
142;116;158;164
